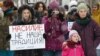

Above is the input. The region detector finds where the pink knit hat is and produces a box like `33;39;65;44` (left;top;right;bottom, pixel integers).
69;30;81;41
49;0;59;10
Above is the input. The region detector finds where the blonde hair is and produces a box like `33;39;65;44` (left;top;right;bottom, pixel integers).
22;9;32;19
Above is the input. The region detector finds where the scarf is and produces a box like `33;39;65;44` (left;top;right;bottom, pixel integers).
76;16;91;26
4;8;13;17
67;41;80;48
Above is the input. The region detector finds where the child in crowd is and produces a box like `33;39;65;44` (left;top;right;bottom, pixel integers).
62;30;84;56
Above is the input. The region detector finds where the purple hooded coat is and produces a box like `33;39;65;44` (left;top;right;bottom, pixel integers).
44;17;68;51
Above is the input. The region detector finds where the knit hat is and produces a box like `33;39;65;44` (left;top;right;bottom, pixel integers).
69;0;77;7
3;0;14;7
69;30;81;41
69;0;78;11
49;0;59;10
77;3;89;12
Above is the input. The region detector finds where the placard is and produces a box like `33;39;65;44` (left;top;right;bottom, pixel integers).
9;24;45;50
68;22;74;31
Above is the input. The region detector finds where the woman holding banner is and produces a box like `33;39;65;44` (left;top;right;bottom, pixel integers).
12;5;36;56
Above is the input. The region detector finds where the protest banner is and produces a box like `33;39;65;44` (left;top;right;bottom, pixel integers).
9;24;45;50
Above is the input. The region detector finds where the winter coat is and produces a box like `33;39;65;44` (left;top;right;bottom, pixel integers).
34;11;44;24
0;17;11;50
44;17;68;51
62;41;84;56
92;10;100;26
72;18;100;56
42;16;48;24
12;19;36;56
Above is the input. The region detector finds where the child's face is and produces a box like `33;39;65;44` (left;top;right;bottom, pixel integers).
71;33;80;43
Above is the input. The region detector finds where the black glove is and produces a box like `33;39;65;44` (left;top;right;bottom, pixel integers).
43;33;47;39
6;34;11;41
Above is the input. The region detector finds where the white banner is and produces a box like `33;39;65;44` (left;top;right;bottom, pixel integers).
9;24;45;50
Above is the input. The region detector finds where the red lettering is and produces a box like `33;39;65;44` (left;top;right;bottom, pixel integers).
12;26;21;32
20;25;26;31
12;24;43;32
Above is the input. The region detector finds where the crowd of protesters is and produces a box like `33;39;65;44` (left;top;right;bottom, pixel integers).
0;0;100;56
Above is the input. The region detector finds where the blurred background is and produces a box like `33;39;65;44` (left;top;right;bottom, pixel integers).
0;0;100;8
